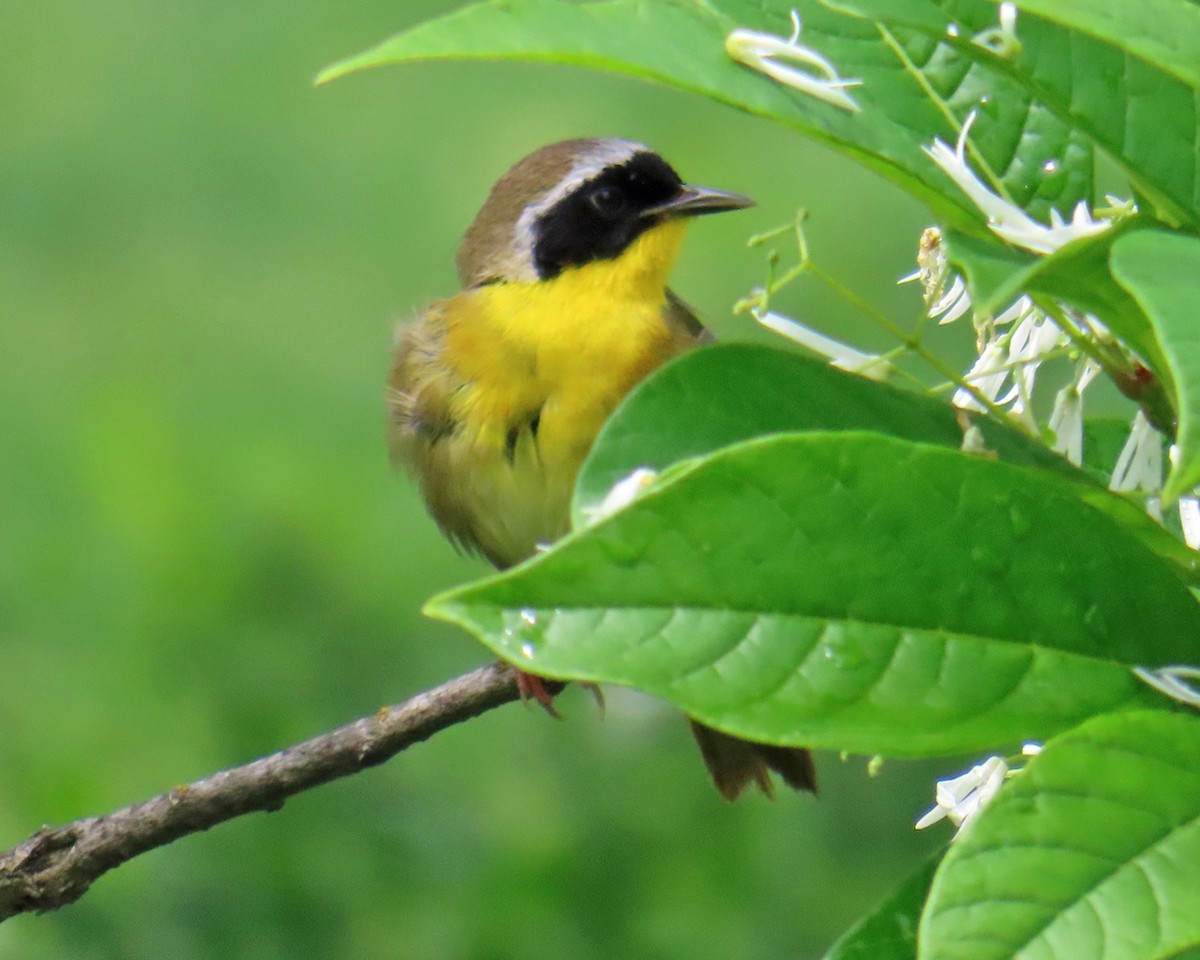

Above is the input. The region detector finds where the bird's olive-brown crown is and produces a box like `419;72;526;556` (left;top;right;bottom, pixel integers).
456;138;688;287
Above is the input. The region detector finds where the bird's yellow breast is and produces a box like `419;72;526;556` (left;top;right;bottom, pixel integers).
393;219;697;567
448;219;690;464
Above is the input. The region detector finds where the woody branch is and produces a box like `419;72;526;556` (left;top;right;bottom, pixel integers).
0;662;521;922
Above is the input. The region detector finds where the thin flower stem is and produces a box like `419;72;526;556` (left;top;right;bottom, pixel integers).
1035;299;1177;433
1034;300;1115;371
745;213;1029;421
746;215;1055;432
808;263;1025;423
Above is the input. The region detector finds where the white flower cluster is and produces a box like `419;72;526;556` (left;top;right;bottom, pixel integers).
726;0;1200;838
903;226;1098;451
913;118;1200;542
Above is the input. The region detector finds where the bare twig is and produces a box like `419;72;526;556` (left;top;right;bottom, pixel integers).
0;662;522;922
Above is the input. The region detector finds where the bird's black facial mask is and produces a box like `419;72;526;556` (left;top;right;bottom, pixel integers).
531;152;684;280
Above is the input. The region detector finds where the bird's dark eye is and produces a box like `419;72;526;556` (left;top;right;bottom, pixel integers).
587;184;626;216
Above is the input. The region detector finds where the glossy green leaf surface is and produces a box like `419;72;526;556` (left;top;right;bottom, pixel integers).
922;711;1200;960
821;856;939;960
572;343;1070;521
1003;0;1200;89
573;344;1198;583
318;0;1095;230
1111;231;1200;502
844;0;1200;227
429;432;1199;756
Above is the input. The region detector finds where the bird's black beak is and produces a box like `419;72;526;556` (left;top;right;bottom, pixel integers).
640;184;755;219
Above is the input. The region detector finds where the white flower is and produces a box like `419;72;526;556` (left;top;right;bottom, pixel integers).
1048;360;1100;466
1048;389;1084;465
953;338;1009;410
727;10;862;113
925;113;1113;255
915;756;1009;832
581;468;658;526
929;274;972;324
950;296;1072;421
997;311;1063;415
754;308;892;381
1110;410;1163;506
993;296;1035;328
1133;664;1200;708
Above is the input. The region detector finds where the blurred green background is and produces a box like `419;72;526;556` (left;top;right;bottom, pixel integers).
1;0;949;956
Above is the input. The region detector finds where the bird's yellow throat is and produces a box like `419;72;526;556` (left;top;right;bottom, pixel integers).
445;218;692;456
478;218;688;364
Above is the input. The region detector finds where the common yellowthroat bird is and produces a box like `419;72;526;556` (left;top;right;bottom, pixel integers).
388;138;815;800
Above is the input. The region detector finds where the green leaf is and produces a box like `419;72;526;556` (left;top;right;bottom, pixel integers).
316;0;969;220
921;711;1200;960
1080;418;1185;545
843;0;1200;227
428;432;1200;756
1111;231;1200;503
1003;0;1200;90
316;0;1093;231
320;0;1200;230
573;342;1071;522
939;227;1037;315
573;344;1199;584
568;343;1051;518
821;855;939;960
941;225;1184;451
947;224;1137;327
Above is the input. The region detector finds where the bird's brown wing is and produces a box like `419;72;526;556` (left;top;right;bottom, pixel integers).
387;301;487;558
389;290;709;568
387;301;460;465
664;289;715;347
388;300;559;569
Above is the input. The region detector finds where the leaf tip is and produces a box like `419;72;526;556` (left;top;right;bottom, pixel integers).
313;58;356;86
420;593;456;623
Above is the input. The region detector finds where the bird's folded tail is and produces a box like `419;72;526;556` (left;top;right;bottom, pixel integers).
688;720;817;800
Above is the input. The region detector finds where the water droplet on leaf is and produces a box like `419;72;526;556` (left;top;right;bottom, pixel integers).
820;640;865;670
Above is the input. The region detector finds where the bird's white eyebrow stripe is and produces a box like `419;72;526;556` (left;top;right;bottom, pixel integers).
511;139;649;280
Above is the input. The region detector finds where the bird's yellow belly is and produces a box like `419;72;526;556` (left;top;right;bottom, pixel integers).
445;282;677;566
